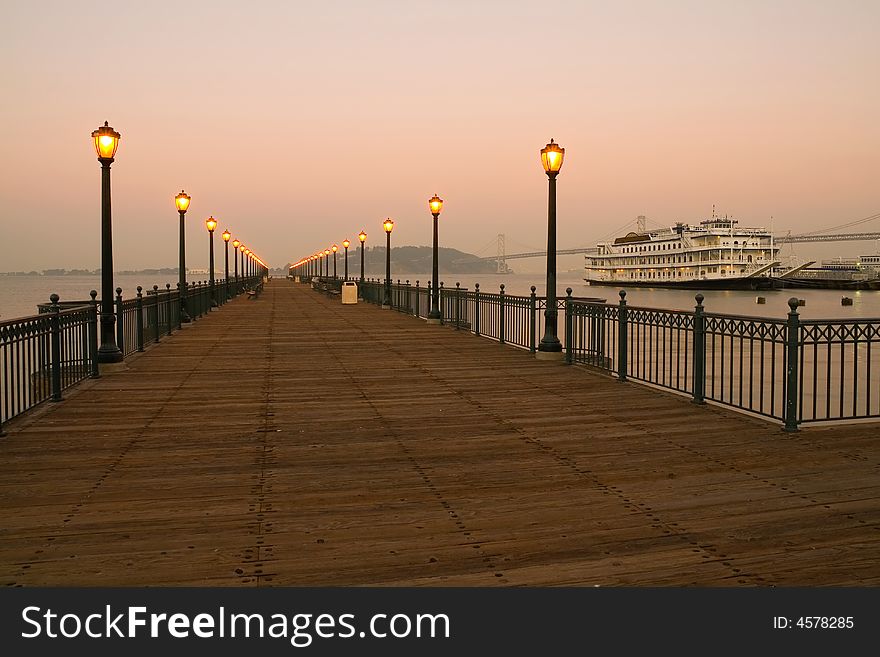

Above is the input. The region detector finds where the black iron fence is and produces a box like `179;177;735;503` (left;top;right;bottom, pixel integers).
1;299;96;436
317;276;879;429
1;275;263;433
565;292;880;429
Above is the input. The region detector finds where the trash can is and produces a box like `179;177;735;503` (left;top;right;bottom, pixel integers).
342;281;358;304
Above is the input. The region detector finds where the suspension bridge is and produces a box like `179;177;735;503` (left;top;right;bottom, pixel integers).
472;212;880;273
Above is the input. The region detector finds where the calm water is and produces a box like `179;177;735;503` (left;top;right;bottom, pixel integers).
0;274;222;321
2;271;879;321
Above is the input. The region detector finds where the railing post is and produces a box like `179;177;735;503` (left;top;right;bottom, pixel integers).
166;284;173;336
49;294;62;402
692;293;705;403
474;283;481;336
176;283;183;330
499;284;506;345
783;297;801;432
455;282;461;330
89;290;100;378
565;288;573;364
153;285;161;343
439;282;445;325
136;286;145;352
529;286;537;353
617;290;628;382
415;281;420;317
115;287;124;355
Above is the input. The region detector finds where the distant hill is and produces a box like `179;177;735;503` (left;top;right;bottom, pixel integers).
293;246;497;276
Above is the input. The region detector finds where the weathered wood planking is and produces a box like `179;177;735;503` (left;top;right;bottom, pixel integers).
0;280;878;587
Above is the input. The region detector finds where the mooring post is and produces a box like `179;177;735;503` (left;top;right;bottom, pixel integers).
783;297;801;432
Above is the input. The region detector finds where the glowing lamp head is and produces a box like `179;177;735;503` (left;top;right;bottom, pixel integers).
175;190;191;213
239;244;246;253
232;239;240;248
222;229;231;242
91;121;121;160
540;139;564;175
332;244;338;253
383;218;394;234
324;249;331;256
205;216;217;232
428;194;443;216
342;239;350;249
358;231;367;243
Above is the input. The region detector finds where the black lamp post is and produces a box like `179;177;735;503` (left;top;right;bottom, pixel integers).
382;218;394;308
427;194;443;323
342;239;350;280
91;121;123;363
332;244;338;279
232;239;240;294
175;190;192;322
206;216;218;307
537;138;565;358
222;229;231;301
358;231;367;282
324;249;331;277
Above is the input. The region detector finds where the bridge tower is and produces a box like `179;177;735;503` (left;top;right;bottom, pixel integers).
496;234;509;274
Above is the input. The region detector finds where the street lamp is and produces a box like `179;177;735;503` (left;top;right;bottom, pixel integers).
342;239;350;280
332;244;338;279
427;194;443;323
358;231;367;282
382;218;394;308
205;216;218;307
538;138;565;358
324;248;331;278
91;121;123;363
175;190;192;323
239;244;247;283
232;238;241;293
222;229;231;301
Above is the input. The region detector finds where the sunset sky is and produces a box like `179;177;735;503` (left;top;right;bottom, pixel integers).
1;0;878;272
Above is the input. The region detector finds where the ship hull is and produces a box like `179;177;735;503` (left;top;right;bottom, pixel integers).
584;278;773;291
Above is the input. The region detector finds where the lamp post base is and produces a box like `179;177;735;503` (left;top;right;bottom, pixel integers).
426;318;441;325
535;350;565;361
98;360;128;374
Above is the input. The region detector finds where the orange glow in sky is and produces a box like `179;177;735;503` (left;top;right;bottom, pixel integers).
1;1;878;271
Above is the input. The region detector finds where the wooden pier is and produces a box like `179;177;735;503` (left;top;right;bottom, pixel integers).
1;280;878;586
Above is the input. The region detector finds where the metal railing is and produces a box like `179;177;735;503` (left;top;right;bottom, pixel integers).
329;276;879;429
1;275;264;433
566;293;880;429
1;298;96;435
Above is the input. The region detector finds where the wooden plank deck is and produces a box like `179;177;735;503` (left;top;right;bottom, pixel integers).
1;279;878;586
